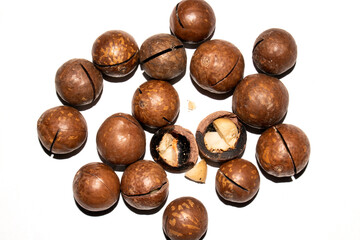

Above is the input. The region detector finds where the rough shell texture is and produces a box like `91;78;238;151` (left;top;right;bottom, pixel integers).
132;80;180;129
120;160;169;210
163;196;208;240
150;125;198;173
216;158;260;203
96;113;146;166
253;28;297;75
92;30;139;78
196;111;246;163
73;162;120;212
55;58;103;107
256;124;310;177
170;0;216;44
190;39;244;94
232;73;289;129
139;33;186;80
37;105;87;154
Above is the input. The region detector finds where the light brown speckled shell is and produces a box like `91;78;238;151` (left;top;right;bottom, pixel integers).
121;160;169;210
37;105;87;155
163;196;208;240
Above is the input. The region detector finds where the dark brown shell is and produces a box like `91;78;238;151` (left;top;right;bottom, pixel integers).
253;28;297;75
139;33;186;80
55;58;103;107
120;160;169;210
150;125;198;173
170;0;216;44
92;30;139;78
190;39;244;94
37;105;87;155
163;196;208;240
96;113;146;166
73;162;121;212
232;73;289;129
215;158;260;203
132;80;180;130
196;111;246;163
256;124;310;177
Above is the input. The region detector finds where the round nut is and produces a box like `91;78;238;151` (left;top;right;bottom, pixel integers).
232;73;289;129
256;124;310;178
96;113;146;166
139;33;186;80
55;58;103;107
120;160;169;211
132;80;180;130
37;105;87;155
196;111;246;163
253;28;297;76
190;39;245;94
150;125;198;173
73;162;121;212
163;196;208;240
215;158;260;203
92;30;139;78
170;0;216;44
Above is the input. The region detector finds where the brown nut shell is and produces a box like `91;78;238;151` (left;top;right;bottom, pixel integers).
170;0;216;44
256;124;310;178
73;162;120;212
232;73;289;129
190;39;245;94
139;33;186;80
150;125;198;173
96;113;146;166
37;105;87;155
92;30;139;78
132;80;180;130
216;158;260;203
253;28;297;76
163;196;208;240
55;58;103;107
120;160;169;210
196;111;246;163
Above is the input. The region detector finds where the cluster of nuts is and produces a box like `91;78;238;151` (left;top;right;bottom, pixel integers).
36;0;310;239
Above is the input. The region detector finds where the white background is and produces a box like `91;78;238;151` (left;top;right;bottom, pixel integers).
1;0;359;239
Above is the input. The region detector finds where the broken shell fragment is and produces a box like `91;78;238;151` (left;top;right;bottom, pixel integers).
150;125;198;173
196;111;246;163
185;159;207;183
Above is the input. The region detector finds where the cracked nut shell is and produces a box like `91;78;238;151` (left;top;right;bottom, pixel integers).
253;28;297;76
216;158;260;203
163;196;208;240
96;113;146;166
190;39;245;94
120;160;169;210
150;125;198;173
232;73;289;129
37;105;87;155
196;111;246;163
139;33;186;80
256;124;310;178
92;30;139;78
132;80;180;130
170;0;216;44
55;58;103;107
73;162;120;212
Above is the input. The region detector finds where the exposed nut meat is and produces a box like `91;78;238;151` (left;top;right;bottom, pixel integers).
204;118;239;153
